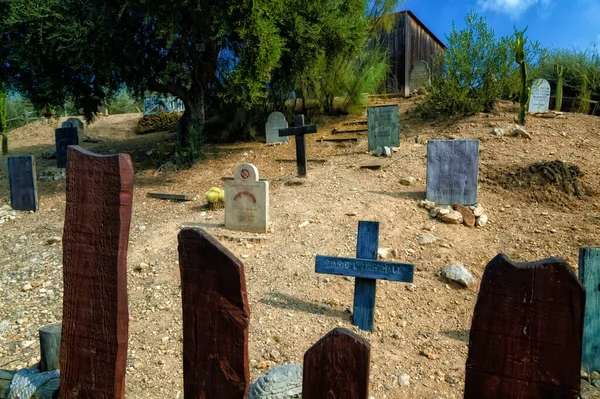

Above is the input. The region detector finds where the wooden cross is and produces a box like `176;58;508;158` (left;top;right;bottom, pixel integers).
278;114;317;176
315;221;414;332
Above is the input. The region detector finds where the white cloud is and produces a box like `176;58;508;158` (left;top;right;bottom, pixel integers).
477;0;551;19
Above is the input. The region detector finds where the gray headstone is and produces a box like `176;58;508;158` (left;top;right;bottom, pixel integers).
528;79;551;113
61;118;84;134
55;127;79;168
409;60;431;91
8;156;38;212
224;163;269;233
426;140;479;205
266;112;289;144
367;105;400;151
249;364;303;399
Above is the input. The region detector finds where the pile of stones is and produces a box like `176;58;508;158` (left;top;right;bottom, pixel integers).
0;205;17;224
419;200;488;228
38;167;66;181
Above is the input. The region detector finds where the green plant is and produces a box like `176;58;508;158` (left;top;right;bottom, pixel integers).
515;31;530;125
578;71;592;114
136;112;181;135
205;187;225;210
1;87;7;155
554;64;564;111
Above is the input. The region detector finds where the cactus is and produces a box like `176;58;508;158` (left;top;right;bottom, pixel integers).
205;187;225;210
515;33;529;125
554;65;564;112
0;86;7;155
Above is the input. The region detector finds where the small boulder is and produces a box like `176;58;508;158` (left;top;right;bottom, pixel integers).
453;204;475;228
471;204;484;217
377;248;393;260
510;126;532;139
493;127;504;136
441;263;475;287
373;146;384;157
400;176;416;186
248;364;303;399
476;214;488;227
417;234;438;245
384;146;392;157
419;200;436;210
438;210;463;225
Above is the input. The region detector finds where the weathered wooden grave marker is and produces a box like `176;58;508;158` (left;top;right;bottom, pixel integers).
579;248;600;373
303;328;370;399
465;254;584;399
278;114;317;176
55;127;79;168
178;227;250;398
61;146;133;399
367;105;400;151
7;155;38;211
315;221;414;331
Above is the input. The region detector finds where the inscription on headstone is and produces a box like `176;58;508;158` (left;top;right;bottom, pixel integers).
409;60;431;91
55;127;79;168
265;111;289;144
224;163;269;233
528;79;551;113
426;140;479;205
367;105;399;151
61;117;84;134
8;156;38;211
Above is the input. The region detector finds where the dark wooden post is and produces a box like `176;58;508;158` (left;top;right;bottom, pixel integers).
60;146;133;399
303;328;370;399
579;248;600;373
465;254;584;399
278;114;317;177
178;228;250;399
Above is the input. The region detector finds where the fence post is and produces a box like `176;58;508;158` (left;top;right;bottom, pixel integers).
60;146;133;399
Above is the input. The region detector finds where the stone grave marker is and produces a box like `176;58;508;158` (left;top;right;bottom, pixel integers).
426;140;479;205
61;146;133;399
55;127;79;168
579;248;600;373
224;163;269;233
178;227;250;398
465;254;584;399
265;111;289;144
61;117;84;134
303;328;370;399
7;156;38;211
315;221;414;331
409;60;431;91
367;105;399;151
279;115;318;176
528;79;551;113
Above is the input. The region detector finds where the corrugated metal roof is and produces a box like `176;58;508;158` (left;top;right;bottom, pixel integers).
395;10;447;49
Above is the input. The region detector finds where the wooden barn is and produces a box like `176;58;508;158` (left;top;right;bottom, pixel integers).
378;10;446;96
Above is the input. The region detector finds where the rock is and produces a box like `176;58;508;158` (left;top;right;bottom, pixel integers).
378;248;393;260
419;349;438;360
419;200;436;210
441;263;475;287
0;319;10;333
22;283;33;292
373;146;383;157
436;207;450;216
471;204;484;217
453;204;475;227
476;214;488;227
158;161;177;173
249;364;303;399
592;371;600;381
255;360;276;370
400;176;416;186
134;262;150;272
398;374;410;387
417;234;437;245
510;126;532;139
384;146;392;157
493;127;505;136
391;147;400;153
445;374;459;385
580;379;600;399
285;179;307;186
406;284;417;292
46;236;62;245
298;221;310;228
556;113;566;119
438;210;463;225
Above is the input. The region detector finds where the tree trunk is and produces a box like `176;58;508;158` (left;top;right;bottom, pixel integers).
178;90;205;164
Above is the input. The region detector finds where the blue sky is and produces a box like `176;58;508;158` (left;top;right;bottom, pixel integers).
399;0;600;50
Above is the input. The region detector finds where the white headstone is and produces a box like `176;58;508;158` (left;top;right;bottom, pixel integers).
409;60;431;91
528;79;551;113
224;163;269;233
265;112;289;144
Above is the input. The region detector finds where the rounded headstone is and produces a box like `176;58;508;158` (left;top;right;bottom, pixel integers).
248;364;303;399
266;112;289;144
234;163;259;182
528;79;551;113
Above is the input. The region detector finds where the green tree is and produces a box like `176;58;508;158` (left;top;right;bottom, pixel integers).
3;0;284;163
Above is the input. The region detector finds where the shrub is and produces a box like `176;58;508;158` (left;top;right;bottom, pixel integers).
136;112;181;135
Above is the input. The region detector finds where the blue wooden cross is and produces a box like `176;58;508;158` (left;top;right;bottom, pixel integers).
315;221;414;332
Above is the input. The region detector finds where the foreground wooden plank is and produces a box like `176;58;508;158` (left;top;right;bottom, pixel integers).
0;370;59;399
61;146;133;399
178;228;250;399
465;254;584;399
147;192;195;201
303;328;370;399
579;248;600;373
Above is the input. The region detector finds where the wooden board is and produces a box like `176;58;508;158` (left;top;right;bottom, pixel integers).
315;256;413;282
579;248;600;373
303;328;370;399
61;146;133;399
178;227;250;399
318;137;359;143
464;254;584;399
147;192;195;201
332;128;368;134
360;160;385;170
55;127;79;168
8;156;38;211
275;159;327;164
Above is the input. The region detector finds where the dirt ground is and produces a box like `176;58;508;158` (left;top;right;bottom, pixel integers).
1;97;600;398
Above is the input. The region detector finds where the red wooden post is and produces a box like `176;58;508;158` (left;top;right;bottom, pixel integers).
60;146;133;399
178;228;250;399
465;254;584;399
302;328;371;399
